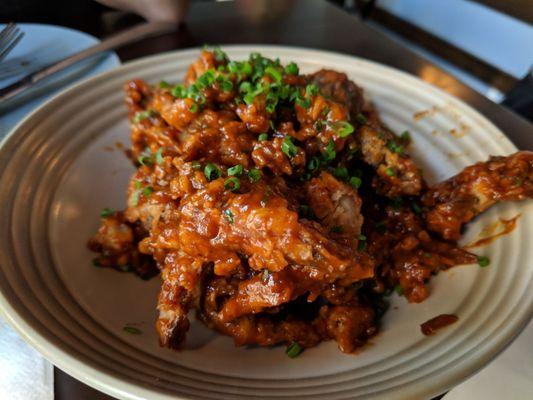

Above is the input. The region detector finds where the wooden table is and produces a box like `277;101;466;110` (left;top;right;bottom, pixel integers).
53;0;532;398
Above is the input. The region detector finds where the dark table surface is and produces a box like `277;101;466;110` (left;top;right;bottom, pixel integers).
46;0;531;398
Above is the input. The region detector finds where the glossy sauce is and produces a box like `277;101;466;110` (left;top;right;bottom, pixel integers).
420;314;458;336
465;214;520;248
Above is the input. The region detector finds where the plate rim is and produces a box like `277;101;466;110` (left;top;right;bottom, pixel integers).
0;44;531;400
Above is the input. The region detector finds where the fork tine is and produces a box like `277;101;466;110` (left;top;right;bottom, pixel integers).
0;29;24;62
0;25;18;50
0;23;16;44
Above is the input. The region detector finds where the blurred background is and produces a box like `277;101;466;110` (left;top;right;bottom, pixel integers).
1;0;532;120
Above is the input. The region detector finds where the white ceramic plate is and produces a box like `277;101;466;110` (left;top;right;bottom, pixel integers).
0;46;531;400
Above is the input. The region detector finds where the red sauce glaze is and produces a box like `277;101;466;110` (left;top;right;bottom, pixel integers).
88;49;533;356
421;314;459;336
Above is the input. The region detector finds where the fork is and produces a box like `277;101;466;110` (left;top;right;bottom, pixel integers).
0;23;24;63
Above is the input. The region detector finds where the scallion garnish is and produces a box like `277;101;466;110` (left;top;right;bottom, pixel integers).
349;176;362;188
307;157;320;172
143;186;153;198
248;168;262;182
123;326;142;334
400;130;411;141
204;163;221;181
331;225;343;233
224;177;241;191
477;256;490;267
100;208;115;218
286;342;303;358
357;234;367;251
386;140;404;154
385;167;395;176
356;113;368;124
265;66;282;83
133;109;156;123
223;209;234;223
284;62;299;75
260;269;270;284
258;133;269;141
331;121;355;138
228;165;243;176
281;136;298;158
395;285;404;296
322;140;336;162
333;166;349;180
155;148;164;164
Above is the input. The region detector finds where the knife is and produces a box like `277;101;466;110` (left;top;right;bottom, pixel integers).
0;21;176;103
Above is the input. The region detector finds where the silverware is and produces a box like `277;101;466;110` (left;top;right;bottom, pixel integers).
0;57;35;80
0;22;176;103
0;23;25;63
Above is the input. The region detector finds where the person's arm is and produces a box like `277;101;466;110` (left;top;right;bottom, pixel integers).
95;0;190;23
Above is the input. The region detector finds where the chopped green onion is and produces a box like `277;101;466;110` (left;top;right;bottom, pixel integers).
223;209;234;223
386;140;404;153
357;234;367;251
286;342;303;358
130;181;142;206
307;157;320;172
295;96;311;108
322;140;336;162
143;186;153;197
305;84;319;97
224;177;240;191
349;176;362;188
412;203;422;214
281;136;298;158
260;269;270;284
331;121;355;138
159;80;171;89
204;163;221;181
331;225;343;233
395;284;404;296
258;133;269;141
171;84;187;98
189;103;199;113
248;168;262;182
400;130;411;141
284;62;299;75
356;113;368;124
265;66;282;83
155;148;164;164
213;46;228;62
228;164;243;176
220;80;233;92
477;256;490;267
385;167;395;176
100;208;115;218
123;326;142;334
133;109;156;123
137;150;153;166
333;167;349;180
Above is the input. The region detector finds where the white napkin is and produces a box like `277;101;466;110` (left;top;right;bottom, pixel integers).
0;317;53;400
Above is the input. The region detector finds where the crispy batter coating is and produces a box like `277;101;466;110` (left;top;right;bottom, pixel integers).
89;50;532;355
